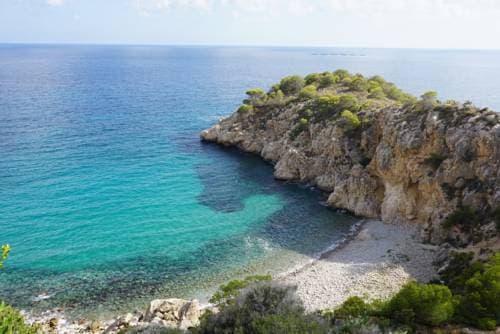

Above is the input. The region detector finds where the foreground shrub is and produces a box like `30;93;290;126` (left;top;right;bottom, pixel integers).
440;252;483;293
279;75;305;96
252;313;327;334
454;253;500;330
384;282;454;327
0;302;39;334
198;283;305;334
209;275;271;307
334;296;371;319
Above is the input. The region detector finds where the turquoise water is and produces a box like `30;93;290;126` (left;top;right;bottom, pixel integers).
1;45;500;318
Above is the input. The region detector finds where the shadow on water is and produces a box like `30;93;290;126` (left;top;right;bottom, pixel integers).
195;142;356;251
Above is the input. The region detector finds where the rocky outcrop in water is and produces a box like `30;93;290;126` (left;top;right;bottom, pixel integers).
201;71;500;248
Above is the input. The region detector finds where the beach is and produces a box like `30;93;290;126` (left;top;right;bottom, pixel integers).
279;220;438;311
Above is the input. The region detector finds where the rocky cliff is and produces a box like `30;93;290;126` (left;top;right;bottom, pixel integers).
201;71;500;247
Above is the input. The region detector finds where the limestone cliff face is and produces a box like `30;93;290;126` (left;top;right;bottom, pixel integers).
201;87;500;244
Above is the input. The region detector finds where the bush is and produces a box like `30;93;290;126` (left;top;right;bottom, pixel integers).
0;244;10;269
237;104;253;114
455;253;500;330
441;252;484;294
348;75;369;92
443;206;478;232
198;283;305;334
245;88;266;104
209;275;271;307
334;69;350;80
252;313;327;334
384;282;454;327
334;297;371;319
368;86;385;99
0;302;39;334
279;75;305;96
420;91;438;111
341;110;361;129
290;118;309;140
304;73;321;86
315;94;361;121
299;85;318;100
318;73;338;88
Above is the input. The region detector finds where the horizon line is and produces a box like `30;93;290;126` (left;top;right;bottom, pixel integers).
1;41;500;51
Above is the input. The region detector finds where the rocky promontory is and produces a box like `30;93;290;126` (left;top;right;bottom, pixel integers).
201;70;500;250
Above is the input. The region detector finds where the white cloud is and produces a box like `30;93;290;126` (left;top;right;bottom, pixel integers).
46;0;65;6
132;0;500;18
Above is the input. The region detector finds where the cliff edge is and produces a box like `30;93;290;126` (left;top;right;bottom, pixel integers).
201;70;500;248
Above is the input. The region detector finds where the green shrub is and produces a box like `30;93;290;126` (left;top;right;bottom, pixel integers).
318;73;338;88
299;85;318;100
440;252;484;294
455;253;500;330
279;75;305;96
315;94;361;121
341;110;361;129
384;282;454;327
443;206;478;232
266;89;286;106
368;86;385;99
245;88;266;104
252;313;327;334
335;297;371;319
246;88;265;98
0;244;10;269
0;302;39;334
198;283;305;334
290;118;309;140
384;84;414;103
305;73;321;86
237;104;253;114
209;275;271;307
348;75;369;92
420;91;439;111
334;69;350;80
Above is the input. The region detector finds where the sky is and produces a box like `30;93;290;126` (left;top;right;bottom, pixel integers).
1;0;500;49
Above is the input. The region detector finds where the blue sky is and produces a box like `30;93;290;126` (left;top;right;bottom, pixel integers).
1;0;500;49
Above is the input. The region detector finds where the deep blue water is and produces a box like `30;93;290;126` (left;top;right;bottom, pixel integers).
1;45;500;318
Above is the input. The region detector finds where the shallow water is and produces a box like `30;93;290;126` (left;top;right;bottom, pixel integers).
1;45;499;318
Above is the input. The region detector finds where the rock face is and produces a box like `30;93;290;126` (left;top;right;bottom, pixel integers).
144;298;201;330
201;100;500;244
25;298;203;333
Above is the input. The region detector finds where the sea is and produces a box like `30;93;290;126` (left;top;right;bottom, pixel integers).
1;45;499;318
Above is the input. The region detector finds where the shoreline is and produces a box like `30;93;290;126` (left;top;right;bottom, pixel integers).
278;219;439;311
22;218;439;332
